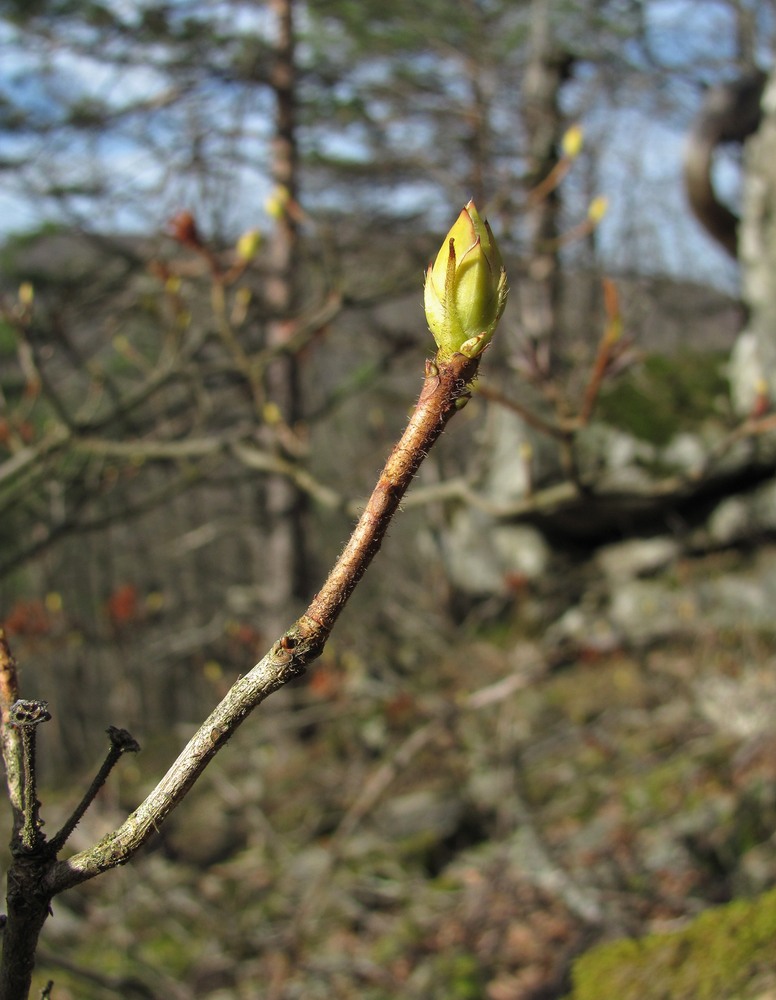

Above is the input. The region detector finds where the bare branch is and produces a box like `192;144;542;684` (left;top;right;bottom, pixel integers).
45;350;482;895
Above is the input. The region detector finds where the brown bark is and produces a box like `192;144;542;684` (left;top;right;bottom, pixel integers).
0;862;52;1000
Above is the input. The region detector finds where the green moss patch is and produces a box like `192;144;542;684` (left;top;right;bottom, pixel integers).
569;886;776;1000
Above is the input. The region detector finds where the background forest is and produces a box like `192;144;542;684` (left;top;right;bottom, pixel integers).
2;0;776;997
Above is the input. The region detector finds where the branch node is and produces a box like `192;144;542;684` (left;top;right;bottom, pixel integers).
106;726;141;755
9;700;51;729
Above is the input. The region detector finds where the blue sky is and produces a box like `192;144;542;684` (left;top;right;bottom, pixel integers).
0;0;765;291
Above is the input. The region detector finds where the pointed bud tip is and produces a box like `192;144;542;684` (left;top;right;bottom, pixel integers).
424;201;508;360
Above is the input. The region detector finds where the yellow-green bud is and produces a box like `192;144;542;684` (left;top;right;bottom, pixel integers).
587;195;608;223
424;200;508;360
236;228;262;261
265;185;290;219
561;124;584;160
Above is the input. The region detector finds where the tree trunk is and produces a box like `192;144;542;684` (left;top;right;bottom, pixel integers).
262;0;310;631
519;0;572;371
730;68;776;414
0;857;54;1000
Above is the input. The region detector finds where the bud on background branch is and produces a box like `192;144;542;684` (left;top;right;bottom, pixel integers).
424;200;509;361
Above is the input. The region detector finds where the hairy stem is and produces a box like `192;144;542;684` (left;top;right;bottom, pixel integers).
302;352;479;632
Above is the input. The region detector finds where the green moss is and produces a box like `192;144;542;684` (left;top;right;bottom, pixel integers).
429;952;485;999
598;351;729;445
569;887;776;1000
627;755;701;815
0;318;17;354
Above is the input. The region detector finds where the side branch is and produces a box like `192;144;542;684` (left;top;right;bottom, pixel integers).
46;350;480;895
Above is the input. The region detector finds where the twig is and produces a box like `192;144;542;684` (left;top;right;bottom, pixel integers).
475;380;571;440
579;278;625;426
46;350;482;895
303;353;481;631
48;728;140;856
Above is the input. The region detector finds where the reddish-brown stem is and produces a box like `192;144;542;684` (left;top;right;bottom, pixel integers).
44;349;480;899
0;629;23;829
301;351;480;634
579;279;622;427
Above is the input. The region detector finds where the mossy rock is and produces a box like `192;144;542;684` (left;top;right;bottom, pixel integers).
568;887;776;1000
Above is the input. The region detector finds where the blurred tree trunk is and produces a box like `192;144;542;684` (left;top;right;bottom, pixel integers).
262;0;311;628
519;0;573;373
731;67;776;414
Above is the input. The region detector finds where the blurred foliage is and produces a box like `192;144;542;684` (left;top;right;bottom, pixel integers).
598;351;730;446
